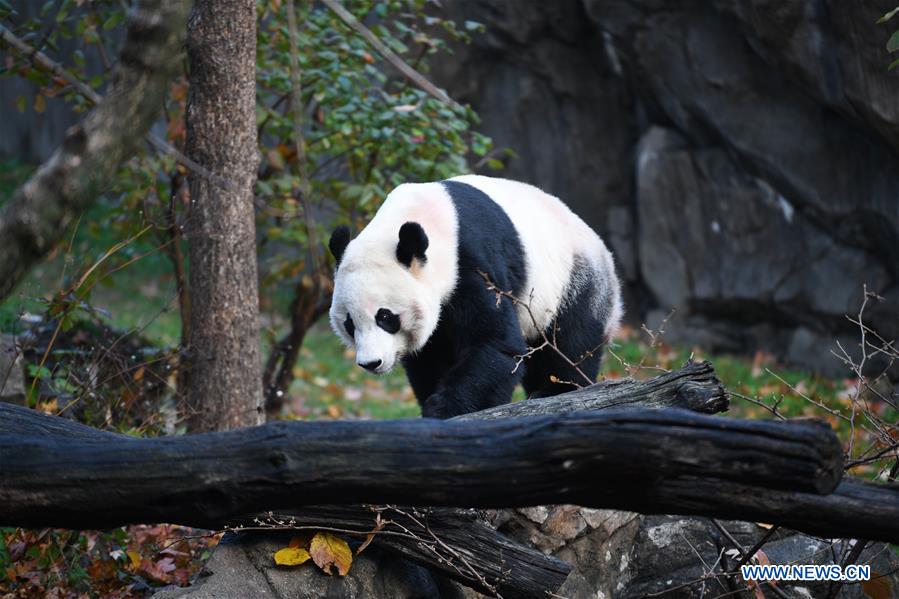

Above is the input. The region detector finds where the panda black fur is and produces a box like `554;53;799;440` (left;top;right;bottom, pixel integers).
328;175;622;419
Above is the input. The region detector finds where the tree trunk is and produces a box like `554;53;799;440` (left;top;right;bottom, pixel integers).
184;0;264;431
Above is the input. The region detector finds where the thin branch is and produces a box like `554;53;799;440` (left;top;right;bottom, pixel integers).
284;0;322;275
477;270;594;387
320;0;463;111
735;526;780;568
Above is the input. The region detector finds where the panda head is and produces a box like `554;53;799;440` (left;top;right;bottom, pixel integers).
328;221;437;374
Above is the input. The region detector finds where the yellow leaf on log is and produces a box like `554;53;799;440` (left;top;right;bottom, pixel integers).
274;547;311;567
310;531;352;576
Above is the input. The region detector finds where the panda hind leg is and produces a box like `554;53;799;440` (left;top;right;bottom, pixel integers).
521;345;602;399
521;292;606;399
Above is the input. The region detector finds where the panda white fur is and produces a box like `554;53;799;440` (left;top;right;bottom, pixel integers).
328;175;622;418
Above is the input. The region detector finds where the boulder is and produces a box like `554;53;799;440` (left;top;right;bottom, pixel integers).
493;506;899;598
634;126;890;376
153;532;455;599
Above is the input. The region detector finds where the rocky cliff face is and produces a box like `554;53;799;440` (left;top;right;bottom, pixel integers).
431;0;899;377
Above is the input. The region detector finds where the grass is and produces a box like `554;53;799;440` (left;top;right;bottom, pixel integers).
275;316;882;450
287;323;420;420
0;160;183;345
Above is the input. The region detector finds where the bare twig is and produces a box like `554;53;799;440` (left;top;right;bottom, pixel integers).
477;270;595;387
730;391;787;421
284;0;322;276
388;505;502;596
735;526;780;568
642;308;676;349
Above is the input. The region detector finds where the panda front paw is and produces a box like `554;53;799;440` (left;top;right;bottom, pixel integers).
421;393;448;419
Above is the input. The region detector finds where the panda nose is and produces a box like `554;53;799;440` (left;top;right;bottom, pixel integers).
358;359;382;372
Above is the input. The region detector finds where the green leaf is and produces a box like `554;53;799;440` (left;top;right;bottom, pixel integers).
27;364;52;379
888;30;899;52
888;57;899;70
877;7;899;23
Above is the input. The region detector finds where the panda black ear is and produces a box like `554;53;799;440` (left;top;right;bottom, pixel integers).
396;222;428;268
329;225;351;266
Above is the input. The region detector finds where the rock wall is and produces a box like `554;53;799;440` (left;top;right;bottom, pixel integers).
5;1;897;376
431;0;899;377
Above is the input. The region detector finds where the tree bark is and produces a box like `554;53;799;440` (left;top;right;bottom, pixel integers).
0;402;842;529
454;360;729;420
184;0;264;431
0;0;191;301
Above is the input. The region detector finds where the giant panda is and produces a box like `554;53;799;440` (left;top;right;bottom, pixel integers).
327;175;622;419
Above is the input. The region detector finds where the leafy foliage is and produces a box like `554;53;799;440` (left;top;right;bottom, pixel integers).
256;0;491;246
0;525;220;596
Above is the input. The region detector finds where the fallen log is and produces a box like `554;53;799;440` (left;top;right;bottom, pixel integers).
232;362;729;597
0;403;841;530
456;360;728;420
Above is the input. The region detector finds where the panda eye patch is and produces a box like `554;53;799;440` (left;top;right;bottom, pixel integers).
375;308;400;334
344;314;355;338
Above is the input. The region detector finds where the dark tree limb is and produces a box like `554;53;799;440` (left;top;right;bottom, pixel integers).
227;483;899;597
0;0;191;301
622;477;899;544
0;402;842;530
455;360;729;420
